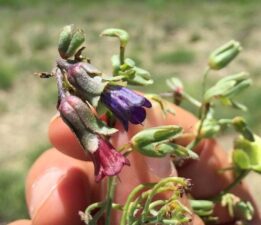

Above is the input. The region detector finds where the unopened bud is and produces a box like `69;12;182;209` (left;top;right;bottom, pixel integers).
131;126;198;159
233;134;261;173
190;200;214;217
58;95;117;137
208;40;242;70
57;59;106;107
232;117;254;142
131;125;183;148
58;24;85;59
100;28;129;47
235;201;254;221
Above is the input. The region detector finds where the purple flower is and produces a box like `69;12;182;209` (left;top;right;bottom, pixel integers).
92;137;130;182
101;86;152;130
58;94;129;182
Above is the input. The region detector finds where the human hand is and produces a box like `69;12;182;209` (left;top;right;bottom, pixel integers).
8;101;261;225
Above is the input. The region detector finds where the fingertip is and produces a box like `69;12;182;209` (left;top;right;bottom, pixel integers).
48;116;89;160
26;149;97;225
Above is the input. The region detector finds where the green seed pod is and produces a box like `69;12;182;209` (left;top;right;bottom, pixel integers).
58;24;85;59
100;28;129;47
208;40;242;70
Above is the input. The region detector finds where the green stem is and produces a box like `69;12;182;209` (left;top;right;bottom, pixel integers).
183;92;202;108
202;67;210;98
211;170;249;202
120;183;154;225
105;176;117;225
120;46;125;65
187;68;211;151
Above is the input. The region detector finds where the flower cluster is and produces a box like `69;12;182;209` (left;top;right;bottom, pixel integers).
52;25;152;181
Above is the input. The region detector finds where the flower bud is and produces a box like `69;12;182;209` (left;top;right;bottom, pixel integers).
58;24;85;59
235;201;254;221
166;77;184;105
232;116;254;142
190;200;214;217
57;59;106;107
100;28;129;47
208;40;242;70
58;95;129;182
58;95;117;136
233;134;261;173
131;125;183;148
131;125;198;159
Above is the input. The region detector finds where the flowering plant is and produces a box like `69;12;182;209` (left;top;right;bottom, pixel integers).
35;24;261;225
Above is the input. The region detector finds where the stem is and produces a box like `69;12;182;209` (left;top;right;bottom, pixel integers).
183;92;202;108
120;183;154;225
120;46;125;65
202;67;210;98
211;170;249;202
187;68;211;150
105;176;117;225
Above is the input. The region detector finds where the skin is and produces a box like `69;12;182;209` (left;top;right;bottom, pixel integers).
8;101;261;225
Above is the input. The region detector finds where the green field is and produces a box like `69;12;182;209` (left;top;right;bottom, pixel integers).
0;0;261;223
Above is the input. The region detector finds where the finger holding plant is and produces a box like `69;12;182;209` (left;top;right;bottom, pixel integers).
32;24;261;225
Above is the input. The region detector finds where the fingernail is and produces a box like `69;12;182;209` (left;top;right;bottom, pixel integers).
145;156;177;178
29;168;65;217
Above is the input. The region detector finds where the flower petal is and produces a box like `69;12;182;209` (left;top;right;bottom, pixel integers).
92;138;130;182
129;106;146;125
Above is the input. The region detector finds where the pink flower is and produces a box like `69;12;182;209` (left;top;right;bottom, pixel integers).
92;137;130;182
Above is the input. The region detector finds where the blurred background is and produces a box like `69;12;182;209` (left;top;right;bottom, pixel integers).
0;0;260;223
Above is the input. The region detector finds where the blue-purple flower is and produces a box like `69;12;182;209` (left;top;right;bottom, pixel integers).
101;85;152;130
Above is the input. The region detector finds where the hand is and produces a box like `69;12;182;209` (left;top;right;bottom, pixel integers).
8;101;261;225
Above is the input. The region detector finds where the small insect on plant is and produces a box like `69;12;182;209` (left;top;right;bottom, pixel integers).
35;24;260;225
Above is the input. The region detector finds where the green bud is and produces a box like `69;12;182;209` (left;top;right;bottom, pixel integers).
131;125;198;159
58;24;85;59
204;72;252;101
235;201;254;221
100;28;129;47
131;125;183;147
233;134;261;173
232;117;254;142
221;194;254;221
112;55;153;86
190;200;214;217
208;40;242;70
